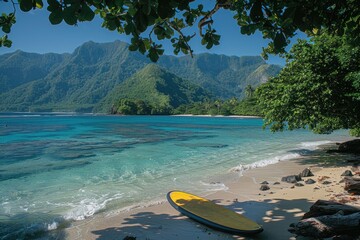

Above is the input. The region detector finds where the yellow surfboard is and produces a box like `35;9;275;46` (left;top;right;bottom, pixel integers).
167;191;263;235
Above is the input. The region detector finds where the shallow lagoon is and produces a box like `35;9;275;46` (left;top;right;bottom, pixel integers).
0;114;351;238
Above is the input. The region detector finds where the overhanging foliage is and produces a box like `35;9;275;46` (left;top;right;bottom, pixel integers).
1;0;360;61
257;34;360;136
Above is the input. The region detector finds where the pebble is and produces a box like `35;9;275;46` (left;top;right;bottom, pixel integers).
260;184;270;191
300;168;314;177
341;170;353;176
305;179;316;184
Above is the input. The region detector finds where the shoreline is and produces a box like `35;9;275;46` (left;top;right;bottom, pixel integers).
62;142;360;240
1;112;261;119
172;114;261;118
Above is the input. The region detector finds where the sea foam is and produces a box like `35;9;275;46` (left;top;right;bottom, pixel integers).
299;140;333;150
230;140;334;174
200;181;229;191
230;152;301;174
64;193;124;221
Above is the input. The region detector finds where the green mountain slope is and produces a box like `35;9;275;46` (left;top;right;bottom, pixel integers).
0;41;281;112
0;50;69;94
97;64;212;112
157;54;281;98
241;64;281;98
0;41;149;111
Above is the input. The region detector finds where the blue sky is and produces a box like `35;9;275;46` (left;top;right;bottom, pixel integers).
0;2;305;65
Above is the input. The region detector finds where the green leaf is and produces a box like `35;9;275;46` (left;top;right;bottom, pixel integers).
124;22;135;34
143;38;151;49
49;10;63;24
184;12;194;25
157;0;173;19
128;44;138;51
283;7;296;20
1;35;12;47
47;0;58;6
63;6;78;25
206;41;213;49
142;0;152;15
147;9;157;26
127;5;137;16
114;0;123;7
274;32;286;50
2;25;10;34
154;25;163;35
138;40;146;54
213;34;220;42
64;0;78;5
20;0;33;12
240;25;250;35
47;0;61;12
164;26;174;38
148;48;159;62
100;11;106;18
157;48;164;55
250;1;263;22
293;8;306;30
105;19;118;31
79;4;95;21
35;0;43;8
134;11;148;32
3;39;12;47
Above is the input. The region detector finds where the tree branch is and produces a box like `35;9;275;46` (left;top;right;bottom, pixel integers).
198;3;220;37
10;0;17;14
198;0;233;37
166;20;195;57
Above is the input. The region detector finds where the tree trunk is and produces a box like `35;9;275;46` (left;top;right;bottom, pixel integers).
289;212;360;238
302;200;360;219
344;177;360;194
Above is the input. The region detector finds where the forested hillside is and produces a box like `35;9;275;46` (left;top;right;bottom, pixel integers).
99;64;212;114
0;41;281;112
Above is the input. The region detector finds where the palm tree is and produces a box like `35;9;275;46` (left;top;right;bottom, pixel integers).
214;99;222;114
229;97;238;106
245;85;254;98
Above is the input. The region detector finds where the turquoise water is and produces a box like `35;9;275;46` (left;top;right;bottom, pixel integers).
0;113;351;239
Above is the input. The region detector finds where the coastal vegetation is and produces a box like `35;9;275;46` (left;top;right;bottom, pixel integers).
103;63;261;116
111;96;261;116
257;34;360;136
104;63;213;115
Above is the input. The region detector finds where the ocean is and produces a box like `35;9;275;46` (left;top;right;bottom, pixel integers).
0;113;351;239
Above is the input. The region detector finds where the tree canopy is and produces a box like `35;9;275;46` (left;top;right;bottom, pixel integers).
1;0;360;61
256;34;360;136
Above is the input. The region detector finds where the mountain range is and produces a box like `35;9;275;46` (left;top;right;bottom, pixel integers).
0;40;281;112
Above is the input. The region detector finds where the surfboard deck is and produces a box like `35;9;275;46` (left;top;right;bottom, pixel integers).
167;190;263;235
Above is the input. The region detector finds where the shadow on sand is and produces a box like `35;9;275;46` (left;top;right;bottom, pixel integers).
89;198;313;240
48;147;360;239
